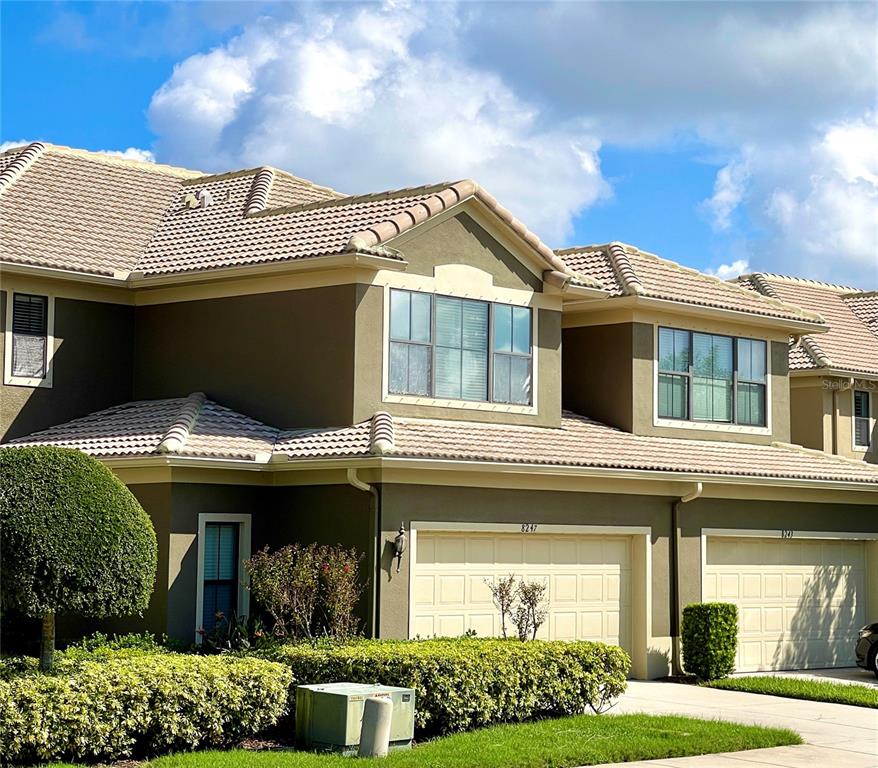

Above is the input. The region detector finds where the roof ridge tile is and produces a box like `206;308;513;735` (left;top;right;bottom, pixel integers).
244;167;275;216
747;272;863;293
370;411;395;454
607;242;644;295
157;392;206;454
0;142;45;195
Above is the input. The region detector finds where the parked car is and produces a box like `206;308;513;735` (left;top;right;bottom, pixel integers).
856;622;878;677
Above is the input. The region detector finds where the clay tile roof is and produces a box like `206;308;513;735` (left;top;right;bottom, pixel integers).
7;394;277;462
381;412;878;485
556;243;823;324
0;144;598;286
0;143;192;277
8;399;878;486
738;274;878;376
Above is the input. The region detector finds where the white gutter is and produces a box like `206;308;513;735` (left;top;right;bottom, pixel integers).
97;454;878;493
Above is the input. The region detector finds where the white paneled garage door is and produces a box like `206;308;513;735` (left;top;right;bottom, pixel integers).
411;531;631;651
704;536;866;672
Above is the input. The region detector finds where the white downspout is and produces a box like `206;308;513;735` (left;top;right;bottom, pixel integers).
347;467;381;638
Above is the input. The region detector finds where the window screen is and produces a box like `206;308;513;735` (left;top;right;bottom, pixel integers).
202;523;239;630
11;294;48;378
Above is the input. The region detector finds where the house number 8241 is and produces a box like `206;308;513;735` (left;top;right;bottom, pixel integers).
521;523;538;533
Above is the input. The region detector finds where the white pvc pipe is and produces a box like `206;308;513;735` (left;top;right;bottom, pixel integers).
358;696;393;757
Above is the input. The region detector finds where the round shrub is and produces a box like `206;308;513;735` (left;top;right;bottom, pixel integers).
681;602;738;680
0;650;291;762
260;637;630;735
0;446;157;620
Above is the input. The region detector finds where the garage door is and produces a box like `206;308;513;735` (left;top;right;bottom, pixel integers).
411;531;631;650
704;536;866;672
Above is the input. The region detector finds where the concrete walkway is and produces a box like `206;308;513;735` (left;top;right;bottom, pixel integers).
594;680;878;768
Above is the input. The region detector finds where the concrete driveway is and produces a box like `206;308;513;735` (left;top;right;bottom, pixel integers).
592;680;878;768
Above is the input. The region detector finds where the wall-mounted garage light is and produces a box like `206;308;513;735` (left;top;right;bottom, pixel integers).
393;525;407;573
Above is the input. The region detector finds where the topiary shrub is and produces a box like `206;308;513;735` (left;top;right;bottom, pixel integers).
0;649;291;762
0;446;158;669
259;637;630;736
681;602;738;680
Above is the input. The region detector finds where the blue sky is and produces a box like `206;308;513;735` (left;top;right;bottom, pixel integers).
2;1;876;285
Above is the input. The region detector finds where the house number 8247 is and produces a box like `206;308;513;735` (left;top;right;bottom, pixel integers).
521;523;538;533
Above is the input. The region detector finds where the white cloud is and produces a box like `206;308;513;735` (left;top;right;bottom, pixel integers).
0;140;33;153
148;3;609;243
702;154;750;231
97;147;155;163
705;259;750;280
758;115;878;284
144;2;878;282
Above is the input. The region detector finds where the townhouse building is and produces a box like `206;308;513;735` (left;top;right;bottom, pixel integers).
2;142;876;677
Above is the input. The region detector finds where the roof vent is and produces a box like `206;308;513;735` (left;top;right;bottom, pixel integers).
183;189;214;209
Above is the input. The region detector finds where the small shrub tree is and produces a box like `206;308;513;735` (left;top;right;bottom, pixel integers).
0;446;157;670
485;574;517;639
681;602;738;680
517;578;548;640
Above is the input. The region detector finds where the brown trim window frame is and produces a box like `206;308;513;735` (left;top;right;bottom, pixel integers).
388;288;534;407
657;326;767;427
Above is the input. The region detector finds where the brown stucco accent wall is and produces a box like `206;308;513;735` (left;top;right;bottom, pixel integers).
1;291;134;442
133;285;357;429
562;322;634;430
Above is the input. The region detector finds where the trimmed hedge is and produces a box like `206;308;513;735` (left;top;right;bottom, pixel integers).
260;638;630;735
681;602;738;680
0;650;291;763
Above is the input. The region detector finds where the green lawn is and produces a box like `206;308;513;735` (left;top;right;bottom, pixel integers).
706;675;878;709
70;713;800;768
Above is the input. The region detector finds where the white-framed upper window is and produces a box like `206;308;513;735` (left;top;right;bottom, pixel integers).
853;389;872;449
656;326;768;428
388;288;533;406
195;513;251;640
4;292;55;387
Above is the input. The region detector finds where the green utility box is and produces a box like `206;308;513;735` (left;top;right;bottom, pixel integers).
295;682;415;754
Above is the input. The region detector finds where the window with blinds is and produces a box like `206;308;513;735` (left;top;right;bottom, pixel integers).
854;390;871;448
658;327;766;427
11;293;48;379
388;288;533;406
202;523;239;630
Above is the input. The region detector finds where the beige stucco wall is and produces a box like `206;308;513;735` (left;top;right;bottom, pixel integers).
790;376;877;463
632;323;791;445
790;379;832;452
353;213;562;427
0;290;134;442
